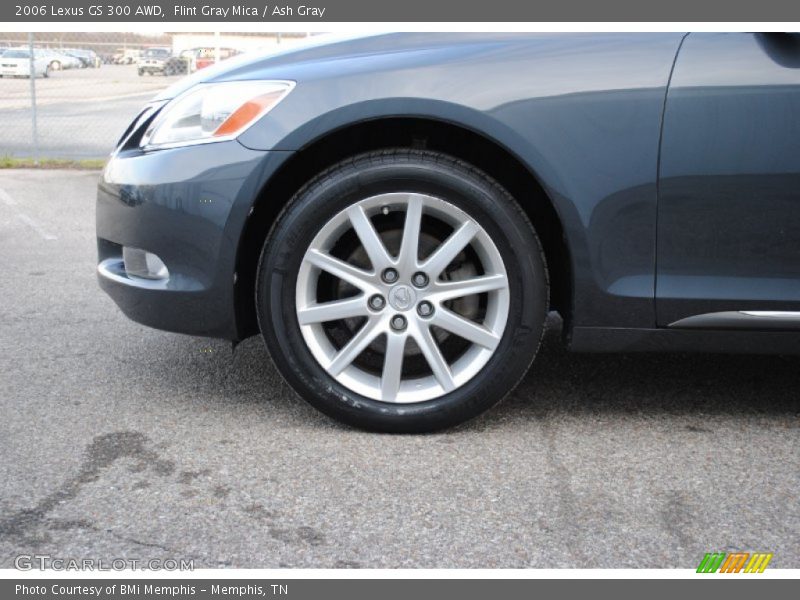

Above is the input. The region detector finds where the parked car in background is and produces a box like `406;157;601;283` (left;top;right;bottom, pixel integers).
179;47;240;72
98;52;116;65
98;32;800;432
137;47;186;76
0;48;49;78
65;48;101;68
41;49;81;71
113;48;140;64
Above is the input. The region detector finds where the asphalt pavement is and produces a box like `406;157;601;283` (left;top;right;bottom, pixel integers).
0;169;798;569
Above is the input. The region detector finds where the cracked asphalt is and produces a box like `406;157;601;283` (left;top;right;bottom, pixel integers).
0;169;798;569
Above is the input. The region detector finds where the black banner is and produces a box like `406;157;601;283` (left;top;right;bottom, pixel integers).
3;0;800;22
3;579;799;600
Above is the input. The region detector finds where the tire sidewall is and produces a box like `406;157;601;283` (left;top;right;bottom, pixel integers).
258;152;548;432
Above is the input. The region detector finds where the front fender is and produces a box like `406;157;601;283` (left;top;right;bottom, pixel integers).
237;33;684;329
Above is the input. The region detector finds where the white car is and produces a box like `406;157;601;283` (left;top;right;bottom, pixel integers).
0;49;50;78
40;49;81;70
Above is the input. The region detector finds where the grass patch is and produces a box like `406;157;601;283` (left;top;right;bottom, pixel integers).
0;156;106;170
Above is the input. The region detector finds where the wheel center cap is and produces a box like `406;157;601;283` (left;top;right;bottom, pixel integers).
388;284;417;311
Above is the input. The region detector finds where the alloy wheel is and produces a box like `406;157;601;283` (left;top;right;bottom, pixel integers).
295;192;510;403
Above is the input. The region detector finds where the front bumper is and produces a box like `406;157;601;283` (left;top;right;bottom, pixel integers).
1;65;29;76
97;140;292;339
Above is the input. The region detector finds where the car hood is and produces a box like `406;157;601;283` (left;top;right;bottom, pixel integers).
152;33;384;100
151;32;548;101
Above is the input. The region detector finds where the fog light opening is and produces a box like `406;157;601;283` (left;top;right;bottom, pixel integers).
122;247;169;281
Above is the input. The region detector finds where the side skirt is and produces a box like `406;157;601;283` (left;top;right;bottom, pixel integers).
568;326;800;354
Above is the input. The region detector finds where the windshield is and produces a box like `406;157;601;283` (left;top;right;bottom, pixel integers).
3;50;29;58
144;49;170;57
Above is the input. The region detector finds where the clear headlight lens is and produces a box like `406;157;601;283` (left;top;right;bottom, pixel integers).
140;80;294;148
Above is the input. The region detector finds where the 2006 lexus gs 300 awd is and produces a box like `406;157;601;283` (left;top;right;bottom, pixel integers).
97;33;800;432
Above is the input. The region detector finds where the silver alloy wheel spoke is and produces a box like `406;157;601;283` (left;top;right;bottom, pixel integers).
397;194;423;272
297;192;510;404
422;220;479;278
413;323;456;393
327;317;382;376
347;204;393;271
381;333;407;402
305;249;375;292
431;307;501;350
297;296;368;325
431;273;508;301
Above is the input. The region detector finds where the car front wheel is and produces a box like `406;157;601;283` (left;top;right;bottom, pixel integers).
257;150;548;432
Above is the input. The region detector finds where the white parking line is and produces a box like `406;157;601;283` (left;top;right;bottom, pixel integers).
0;186;57;240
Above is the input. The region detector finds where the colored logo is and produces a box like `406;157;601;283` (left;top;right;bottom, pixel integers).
696;552;773;573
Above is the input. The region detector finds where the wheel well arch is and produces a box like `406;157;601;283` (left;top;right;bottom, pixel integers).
234;117;572;339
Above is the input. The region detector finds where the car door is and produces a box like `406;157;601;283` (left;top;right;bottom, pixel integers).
656;33;800;328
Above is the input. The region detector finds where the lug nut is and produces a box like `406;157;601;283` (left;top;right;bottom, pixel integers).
368;294;385;311
417;301;434;318
412;272;429;288
390;315;407;331
382;268;399;284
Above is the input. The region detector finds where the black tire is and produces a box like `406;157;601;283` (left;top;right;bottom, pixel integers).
257;150;549;432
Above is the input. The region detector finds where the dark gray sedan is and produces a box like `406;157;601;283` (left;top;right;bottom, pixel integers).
97;33;800;431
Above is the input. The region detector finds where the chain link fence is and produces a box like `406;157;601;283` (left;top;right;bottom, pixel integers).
0;32;311;162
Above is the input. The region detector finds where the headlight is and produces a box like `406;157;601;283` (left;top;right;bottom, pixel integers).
140;80;294;149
